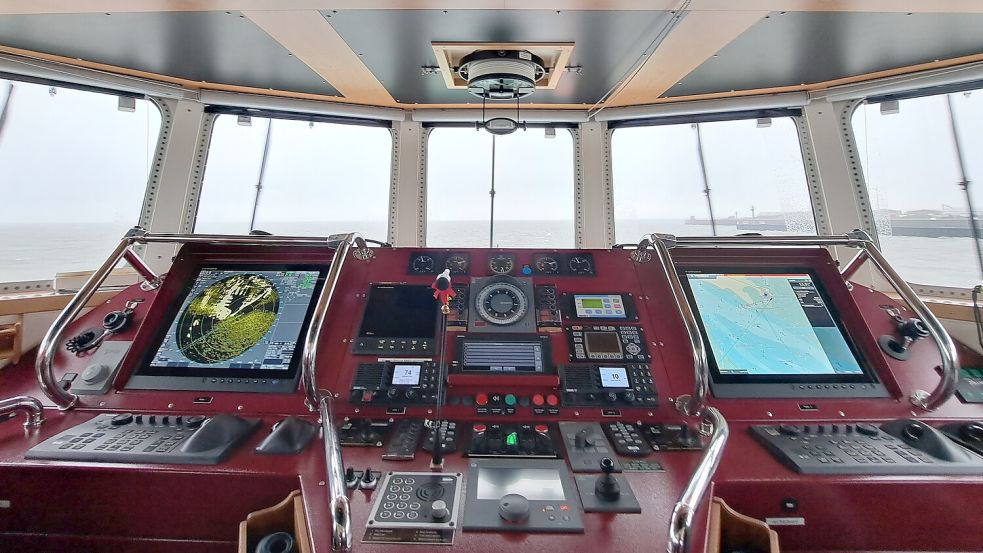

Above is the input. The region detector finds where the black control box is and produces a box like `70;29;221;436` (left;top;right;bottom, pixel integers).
466;422;559;458
349;362;439;405
559;364;657;407
566;325;650;362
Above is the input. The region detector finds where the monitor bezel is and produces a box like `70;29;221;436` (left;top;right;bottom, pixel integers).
128;262;328;392
679;267;888;398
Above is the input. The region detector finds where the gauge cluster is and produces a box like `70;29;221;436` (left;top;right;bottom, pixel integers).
532;253;596;276
407;251;471;275
408;251;596;277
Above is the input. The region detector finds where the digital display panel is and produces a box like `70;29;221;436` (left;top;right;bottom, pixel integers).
392;364;421;386
148;267;322;372
461;340;544;373
685;272;865;378
573;294;627;319
475;468;566;501
358;284;438;339
584;332;623;357
599;367;630;388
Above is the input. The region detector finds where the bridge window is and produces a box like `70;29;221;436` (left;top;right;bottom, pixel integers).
0;79;161;284
427;127;575;248
195;114;393;241
611;116;816;245
852;89;983;289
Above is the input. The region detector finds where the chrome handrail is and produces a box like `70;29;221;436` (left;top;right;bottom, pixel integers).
648;234;710;416
35;227;373;411
319;393;352;552
0;395;45;428
667;407;728;553
301;233;366;410
644;230;959;411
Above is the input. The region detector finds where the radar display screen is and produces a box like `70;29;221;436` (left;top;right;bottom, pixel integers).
683;271;870;383
133;264;326;390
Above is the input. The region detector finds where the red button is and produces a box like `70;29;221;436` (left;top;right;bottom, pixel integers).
473;424;487;433
361;391;374;402
531;394;545;406
546;394;559;407
535;424;549;433
475;393;489;406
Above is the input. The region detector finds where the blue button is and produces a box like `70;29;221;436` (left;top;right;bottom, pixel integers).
521;265;533;275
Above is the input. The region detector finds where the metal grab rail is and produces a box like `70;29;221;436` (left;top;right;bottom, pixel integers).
648;234;710;417
319;394;353;552
34;227;373;411
0;395;45;428
643;230;960;411
667;407;728;553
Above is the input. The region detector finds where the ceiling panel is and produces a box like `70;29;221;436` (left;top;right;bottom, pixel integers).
324;9;675;105
666;11;983;97
0;11;341;96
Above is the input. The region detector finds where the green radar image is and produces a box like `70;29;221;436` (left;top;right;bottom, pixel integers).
175;274;280;364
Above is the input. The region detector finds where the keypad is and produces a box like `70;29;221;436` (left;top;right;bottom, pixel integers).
603;422;653;457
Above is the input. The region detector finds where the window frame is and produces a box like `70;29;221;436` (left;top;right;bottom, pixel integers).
191;108;395;242
846;91;981;299
421;122;579;249
608;110;819;245
0;76;166;289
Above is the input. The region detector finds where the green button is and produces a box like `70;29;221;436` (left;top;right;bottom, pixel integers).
506;432;518;446
504;394;517;406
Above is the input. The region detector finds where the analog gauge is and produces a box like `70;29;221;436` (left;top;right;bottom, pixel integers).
409;253;437;274
445;253;470;275
475;282;529;325
488;254;516;275
534;255;560;275
567;254;595;276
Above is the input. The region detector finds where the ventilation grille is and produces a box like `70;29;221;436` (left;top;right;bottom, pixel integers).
353;364;386;388
562;366;594;390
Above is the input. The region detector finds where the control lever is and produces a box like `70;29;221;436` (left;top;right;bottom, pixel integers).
344;467;362;490
429;269;454;469
594;458;621;501
575;428;592;449
359;466;379;490
879;310;930;361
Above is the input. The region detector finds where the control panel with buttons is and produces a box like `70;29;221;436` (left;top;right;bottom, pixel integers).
535;284;562;331
349;362;440;406
559;364;657;407
466;422;559;458
448;392;561;416
25;413;259;465
352;337;434;355
366;472;463;530
566;325;650;362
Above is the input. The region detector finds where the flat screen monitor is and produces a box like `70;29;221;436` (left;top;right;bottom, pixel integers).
475;468;566;501
681;270;887;398
358;284;439;339
128;264;326;393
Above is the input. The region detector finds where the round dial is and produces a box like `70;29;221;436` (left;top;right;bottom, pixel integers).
568;255;593;275
488;254;515;275
411;254;436;274
475;282;528;325
445;254;469;274
534;256;560;274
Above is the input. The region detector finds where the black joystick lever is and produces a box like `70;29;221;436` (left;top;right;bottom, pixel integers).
359;466;378;490
879;313;930;361
595;457;621;501
575;428;592;449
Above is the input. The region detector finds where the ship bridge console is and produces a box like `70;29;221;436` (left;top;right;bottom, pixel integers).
1;230;981;553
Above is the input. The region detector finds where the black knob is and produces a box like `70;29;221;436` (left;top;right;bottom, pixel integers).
405;389;419;401
856;423;879;436
186;415;206;429
604;392;619;403
900;318;930;341
622;391;636;403
903;423;925;441
498;494;530;522
387;388;401;400
600;457;616;474
961;423;983;443
111;413;133;426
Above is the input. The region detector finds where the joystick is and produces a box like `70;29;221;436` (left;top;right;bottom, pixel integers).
359;466;378;490
345;467;361;489
574;428;592;449
879;314;930;361
594;458;621;501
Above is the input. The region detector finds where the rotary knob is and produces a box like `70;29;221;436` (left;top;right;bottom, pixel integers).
498;494;530;522
430;500;450;522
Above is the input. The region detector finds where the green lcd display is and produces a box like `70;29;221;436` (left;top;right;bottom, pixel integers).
581;299;604;309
